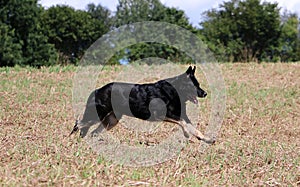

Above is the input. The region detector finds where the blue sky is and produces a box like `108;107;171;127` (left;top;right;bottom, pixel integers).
40;0;300;27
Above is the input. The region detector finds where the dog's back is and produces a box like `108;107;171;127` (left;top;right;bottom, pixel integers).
81;79;181;123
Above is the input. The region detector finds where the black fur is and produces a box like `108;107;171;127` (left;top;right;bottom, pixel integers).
70;66;207;139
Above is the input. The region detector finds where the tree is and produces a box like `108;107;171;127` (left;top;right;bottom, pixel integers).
200;0;281;62
0;23;22;66
115;0;194;31
87;3;113;31
278;12;300;62
41;5;111;64
112;0;195;64
115;0;165;27
0;0;57;67
297;21;300;61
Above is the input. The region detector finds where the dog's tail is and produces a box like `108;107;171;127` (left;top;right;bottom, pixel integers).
69;119;79;137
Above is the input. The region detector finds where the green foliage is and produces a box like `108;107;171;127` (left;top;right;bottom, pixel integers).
86;3;113;33
112;0;196;64
0;23;23;66
278;12;300;62
115;0;195;31
25;32;58;66
110;43;193;64
115;0;165;27
200;0;282;62
0;0;299;67
0;0;57;67
41;5;111;64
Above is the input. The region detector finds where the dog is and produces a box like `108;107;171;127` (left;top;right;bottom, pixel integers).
70;66;215;144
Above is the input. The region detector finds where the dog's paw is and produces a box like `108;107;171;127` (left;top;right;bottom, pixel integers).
183;130;190;139
90;130;99;138
205;137;216;144
79;129;88;138
197;136;216;144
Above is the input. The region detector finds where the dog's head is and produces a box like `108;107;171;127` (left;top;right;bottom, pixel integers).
179;66;207;104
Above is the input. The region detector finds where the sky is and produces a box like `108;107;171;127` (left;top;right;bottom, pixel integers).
40;0;300;27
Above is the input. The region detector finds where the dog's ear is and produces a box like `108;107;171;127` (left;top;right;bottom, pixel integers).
186;66;193;75
192;66;196;74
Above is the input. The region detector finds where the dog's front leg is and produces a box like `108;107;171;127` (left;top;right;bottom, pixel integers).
164;117;215;144
69;120;93;138
181;121;215;144
90;112;119;136
181;115;215;144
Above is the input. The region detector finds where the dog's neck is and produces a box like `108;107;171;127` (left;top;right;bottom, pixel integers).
164;73;187;84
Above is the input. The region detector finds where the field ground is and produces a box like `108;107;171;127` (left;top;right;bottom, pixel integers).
0;63;299;186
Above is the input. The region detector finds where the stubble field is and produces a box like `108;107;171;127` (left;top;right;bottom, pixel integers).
0;63;299;186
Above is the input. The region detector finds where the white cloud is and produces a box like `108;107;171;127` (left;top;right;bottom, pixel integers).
161;0;221;25
269;0;300;14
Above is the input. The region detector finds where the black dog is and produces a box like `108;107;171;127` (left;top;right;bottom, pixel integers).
70;66;215;144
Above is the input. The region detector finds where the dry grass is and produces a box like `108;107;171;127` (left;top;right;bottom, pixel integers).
0;63;299;186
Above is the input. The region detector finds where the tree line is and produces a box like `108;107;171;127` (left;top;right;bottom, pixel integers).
0;0;299;67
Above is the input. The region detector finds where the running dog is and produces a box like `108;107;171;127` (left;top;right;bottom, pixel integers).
70;66;215;144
